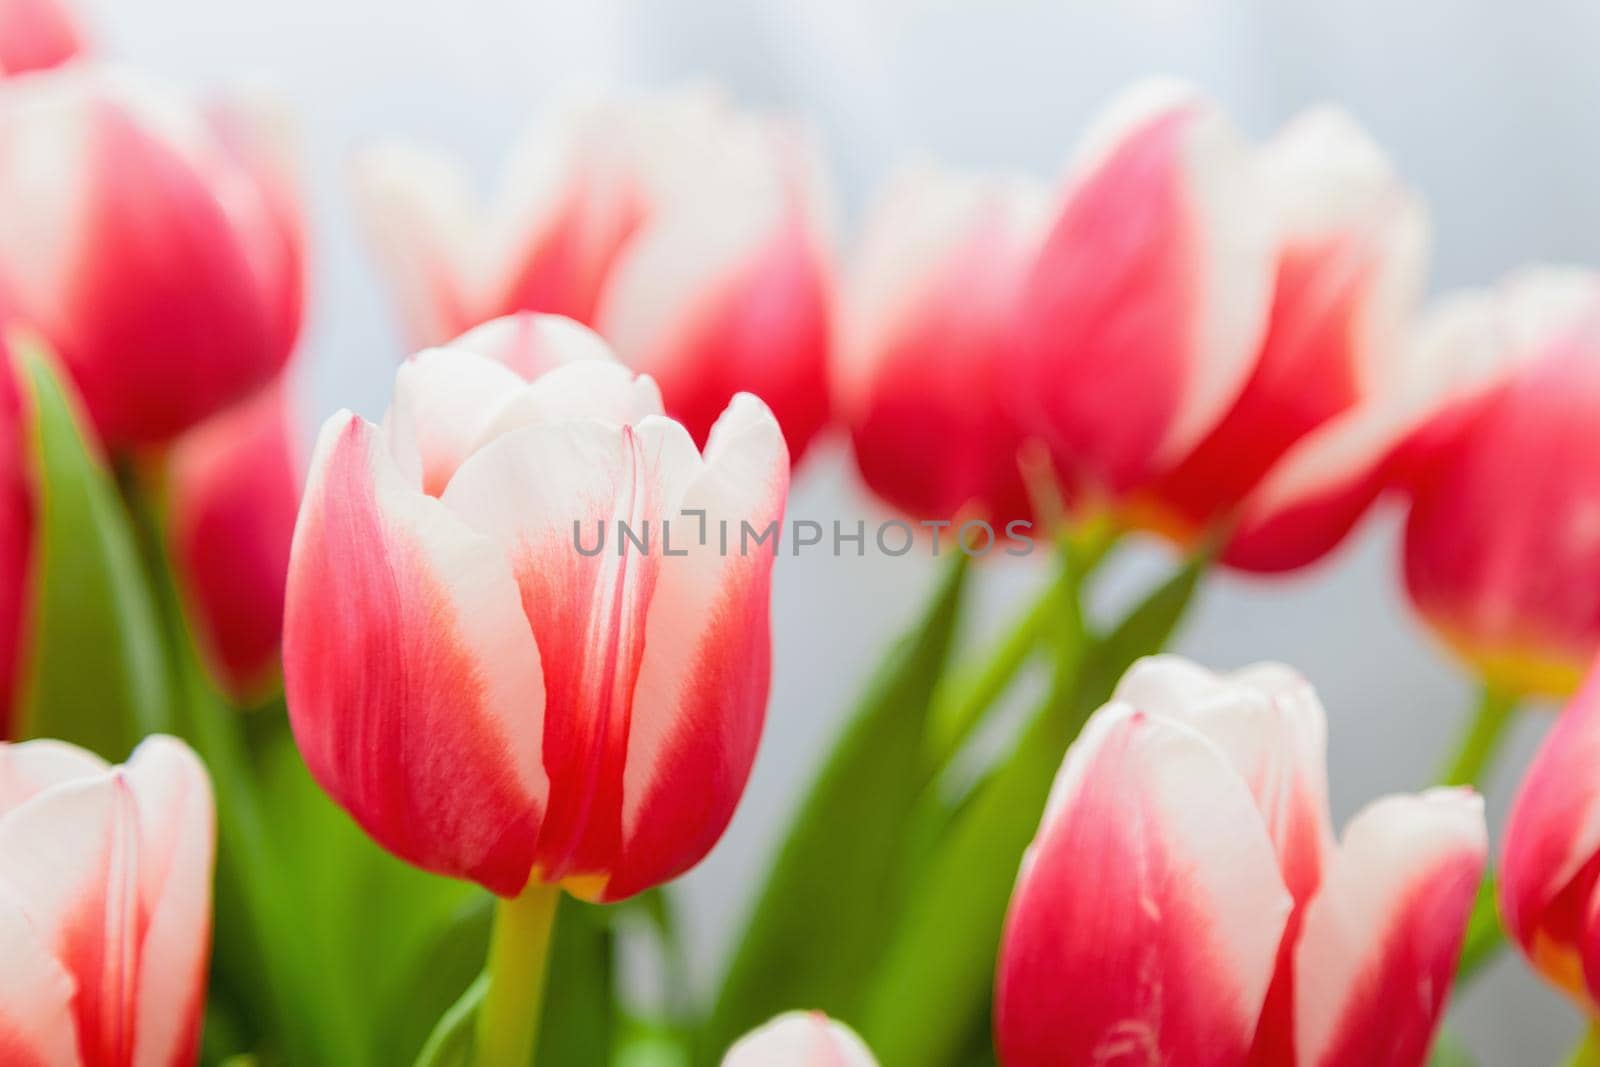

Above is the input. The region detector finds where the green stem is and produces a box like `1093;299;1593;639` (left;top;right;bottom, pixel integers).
475;882;562;1067
1440;683;1521;788
1454;873;1504;984
1564;1026;1600;1067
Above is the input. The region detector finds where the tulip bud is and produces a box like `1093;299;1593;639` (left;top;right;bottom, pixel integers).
1396;269;1600;695
995;656;1485;1067
283;316;788;901
722;1012;878;1067
838;165;1045;523
0;735;214;1064
0;339;30;737
0;68;304;446
1134;107;1428;561
168;380;303;701
0;0;85;77
1501;654;1600;1006
356;86;833;463
1008;80;1274;499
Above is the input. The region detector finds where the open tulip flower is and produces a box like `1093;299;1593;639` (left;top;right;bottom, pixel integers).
837;165;1045;525
995;656;1487;1067
1501;654;1600;1007
0;735;214;1066
723;1012;878;1067
0;67;304;447
355;86;833;463
282;314;789;902
0;0;84;78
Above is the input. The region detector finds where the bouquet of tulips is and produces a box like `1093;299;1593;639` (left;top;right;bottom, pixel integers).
2;2;1600;1065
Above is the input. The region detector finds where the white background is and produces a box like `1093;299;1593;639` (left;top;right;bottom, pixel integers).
82;1;1600;1060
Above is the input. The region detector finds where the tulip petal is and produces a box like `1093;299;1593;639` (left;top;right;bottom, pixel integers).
352;141;481;345
0;885;78;1066
0;0;85;78
1293;790;1486;1067
476;359;665;447
450;312;617;381
722;1011;878;1067
283;412;547;895
994;705;1292;1067
1501;663;1600;1002
0;738;106;813
440;413;702;889
610;394;788;899
386;347;531;495
1011;80;1273;494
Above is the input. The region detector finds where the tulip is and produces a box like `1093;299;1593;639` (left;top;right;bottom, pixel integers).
355;86;833;463
0;734;214;1065
168;380;302;700
282;315;788;902
0;0;85;78
0;336;30;737
723;1012;878;1067
1501;654;1600;1006
1134;107;1428;562
995;655;1486;1067
837;165;1045;524
0;68;304;446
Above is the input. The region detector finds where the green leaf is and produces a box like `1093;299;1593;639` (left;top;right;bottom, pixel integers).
1456;872;1504;983
414;975;486;1067
857;551;1207;1067
701;555;971;1062
15;342;170;756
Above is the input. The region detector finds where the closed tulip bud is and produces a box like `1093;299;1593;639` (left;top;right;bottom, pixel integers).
1134;107;1428;563
1502;655;1600;1007
356;86;833;463
722;1012;878;1067
283;316;788;900
0;0;85;78
0;69;304;446
838;165;1045;524
1009;80;1275;500
0;735;214;1065
995;656;1486;1067
168;380;303;701
0;338;30;736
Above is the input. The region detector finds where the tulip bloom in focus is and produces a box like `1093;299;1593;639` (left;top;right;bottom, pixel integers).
355;87;832;462
283;315;788;901
995;656;1486;1067
0;0;85;77
838;166;1045;524
0;735;214;1065
168;380;303;700
0;68;304;446
723;1012;878;1067
1501;654;1600;1006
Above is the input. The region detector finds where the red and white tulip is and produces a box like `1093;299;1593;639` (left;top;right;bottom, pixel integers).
283;315;788;901
168;380;303;701
0;734;214;1066
0;68;304;446
722;1012;877;1067
1501;654;1600;1006
355;86;833;463
994;655;1486;1067
0;0;85;78
837;165;1045;524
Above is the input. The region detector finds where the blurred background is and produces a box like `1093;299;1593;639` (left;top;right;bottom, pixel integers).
83;1;1600;1060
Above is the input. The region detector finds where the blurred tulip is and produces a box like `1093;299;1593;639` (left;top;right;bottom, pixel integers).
0;0;85;77
168;380;302;701
837;165;1045;524
0;734;214;1065
1502;654;1600;1007
995;656;1486;1067
1396;270;1600;695
723;1012;878;1067
0;337;30;736
1008;80;1275;500
0;68;304;447
355;86;833;462
283;316;788;900
1134;107;1428;563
